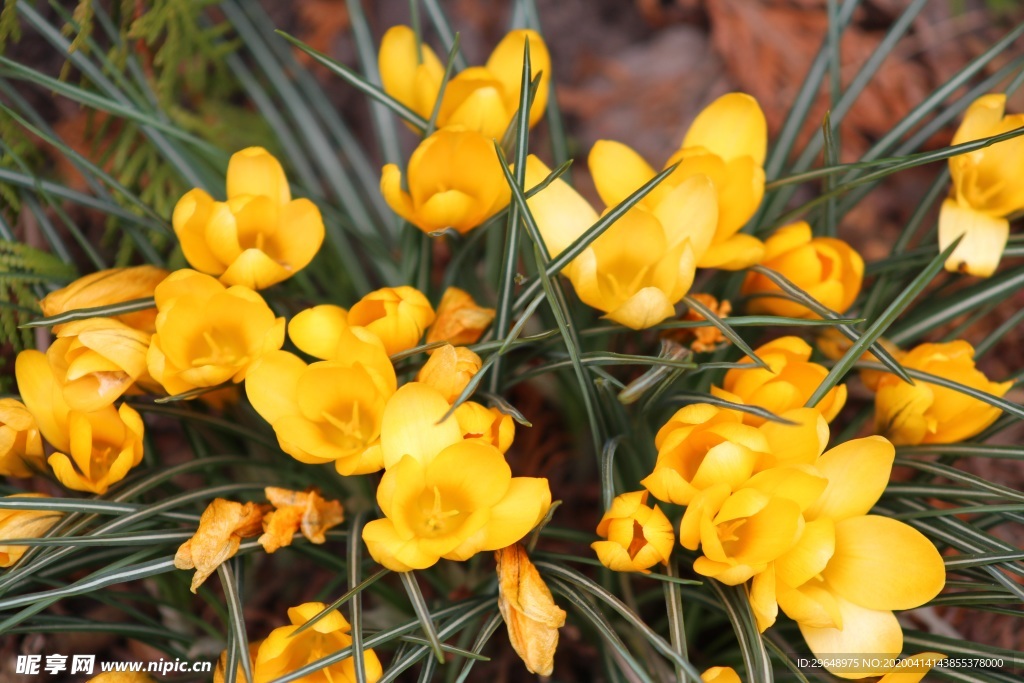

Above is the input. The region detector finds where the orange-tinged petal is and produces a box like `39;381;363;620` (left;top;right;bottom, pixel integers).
682;93;767;166
426;287;495;346
175;499;267;592
496;544;566;676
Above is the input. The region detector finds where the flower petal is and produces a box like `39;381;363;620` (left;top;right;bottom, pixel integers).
682;93;767;166
938;198;1008;277
805;436;895;522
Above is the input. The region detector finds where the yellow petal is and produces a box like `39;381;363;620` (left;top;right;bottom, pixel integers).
15;349;70;451
378;25;444;119
173;189;225;275
604;286;678;330
798;597;903;680
485;29;551;128
938;198;1008;277
525;155;599;258
588;140;658;209
379;382;463;468
244;350;305;425
484;477;551;550
654;174;718;257
226;147;290;205
380;163;419;226
698;233;766;270
288;305;350;360
682;93;767;166
775;517;835;588
749;564;778;632
758;408;829;468
701;666;742;683
952;94;1005;146
805;436;895;522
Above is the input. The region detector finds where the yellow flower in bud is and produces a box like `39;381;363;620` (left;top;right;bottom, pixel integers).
455;401;515;453
642;404;769;506
46;317;151;412
173;147;325;289
816;328;903;392
0;399;45;477
496;543;566;676
587;93;767;270
147;269;285;395
417;344;482;403
939;94;1024;276
426;286;495;346
712;336;847;425
874;340;1010;445
348;286;436;356
526;155;717;329
253;602;382;683
245;327;397;475
742;222;864;318
258;487;344;553
16;350;145;494
174;498;267;592
40;265;168;333
591;490;674;573
381;127;512;235
0;494;63;567
379;26;551;139
701;667;741;683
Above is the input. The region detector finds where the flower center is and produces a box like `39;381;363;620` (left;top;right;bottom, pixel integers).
718;518;747;545
626;520;647;559
192;330;249;368
422;486;460;534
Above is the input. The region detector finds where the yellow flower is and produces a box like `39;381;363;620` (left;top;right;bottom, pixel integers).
874;340;1010;445
939;94;1024;276
46;317;152;412
348;286;436;356
641;404;769;506
174;498;267;592
245;333;396;475
417;344;482;403
147;269;285;395
591;490;674;573
526;154;717;329
701;667;741;683
173;147;325;289
381;127;512;235
40;265;168;333
712;336;847;425
16;350;145;494
0;399;45;477
253;602;382;683
426;286;495;346
587;93;767;270
258;487;344;554
454;401;515;453
495;543;566;676
0;494;63;567
742;222;864;318
379;25;551;139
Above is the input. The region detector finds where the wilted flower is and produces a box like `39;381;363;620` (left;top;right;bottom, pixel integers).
0;399;45;477
259;487;344;554
496;543;566;676
426;286;495;346
591;491;674;573
666;293;731;352
348;286;436;356
253;602;382;683
417;344;482;403
0;494;63;567
712;336;847;425
526;154;717;329
46;317;152;412
939;94;1024;276
174;499;267;592
742;221;864;318
173;147;325;289
379;26;551;139
874;340;1010;445
147;269;285;396
381;127;512;235
40;265;168;333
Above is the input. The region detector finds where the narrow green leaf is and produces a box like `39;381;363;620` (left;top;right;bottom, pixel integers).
22;297;155;328
400;571;445;664
684;294;767;370
708;580;772;683
348;513;369;683
218;562;254;683
453;612;503;683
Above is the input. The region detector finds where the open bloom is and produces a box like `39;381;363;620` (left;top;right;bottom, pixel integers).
874;340;1010;445
939;94;1024;276
0;494;63;567
712;336;847;425
17;350;145;494
40;265;168;333
175;498;267;592
742;222;864;318
0;399;45;477
591;491;674;573
147;270;285;396
587;93;767;269
526;154;717;329
253;602;382;683
381;127;512;235
380;26;550;139
173;147;325;289
258;487;344;553
46;317;152;412
496;543;566;676
426;286;495;346
348;286;436;356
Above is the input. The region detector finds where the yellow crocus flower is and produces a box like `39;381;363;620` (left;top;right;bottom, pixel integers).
495;543;566;676
16;350;145;495
591;490;674;573
173;147;325;290
0;493;63;567
587;93;767;270
712;336;847;425
939;94;1024;277
426;286;495;346
146;269;285;396
347;286;436;356
742;221;864;318
379;25;551;139
525;155;717;329
253;602;382;683
0;399;45;477
40;265;168;334
874;340;1010;445
381;127;512;235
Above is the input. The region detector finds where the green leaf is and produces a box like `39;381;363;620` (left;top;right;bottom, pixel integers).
708;580;772;683
400;571;445;664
